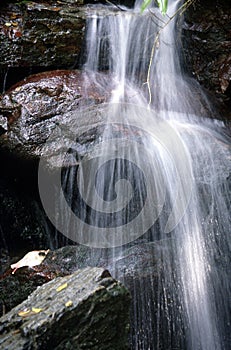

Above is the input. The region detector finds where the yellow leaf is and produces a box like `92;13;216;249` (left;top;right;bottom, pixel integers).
18;310;31;317
32;307;43;313
10;13;18;19
56;283;68;292
5;22;12;27
65;300;73;307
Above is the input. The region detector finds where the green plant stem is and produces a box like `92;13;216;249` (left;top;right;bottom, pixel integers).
145;0;195;105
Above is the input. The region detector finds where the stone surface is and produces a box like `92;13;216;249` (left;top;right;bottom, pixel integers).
0;0;230;118
0;267;130;349
182;0;231;118
0;176;48;256
0;69;113;172
0;1;132;78
0;242;155;317
3;234;230;349
0;247;88;318
0;1;85;68
26;242;185;349
0;258;57;319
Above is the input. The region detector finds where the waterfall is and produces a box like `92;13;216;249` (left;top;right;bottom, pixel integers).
39;0;230;349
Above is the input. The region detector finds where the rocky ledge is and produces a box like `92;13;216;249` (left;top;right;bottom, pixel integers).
0;69;113;173
0;266;130;350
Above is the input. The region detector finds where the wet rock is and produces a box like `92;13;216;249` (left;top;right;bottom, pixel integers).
0;115;7;134
0;1;132;79
0;0;230;120
0;176;49;256
0;267;130;350
0;1;85;69
0;243;156;318
0;69;113;172
0;240;184;348
0;247;85;318
34;242;184;349
45;242;185;349
0;261;57;318
40;243;159;279
0;247;84;317
182;0;231;118
85;0;135;7
0;1;134;92
0;249;10;276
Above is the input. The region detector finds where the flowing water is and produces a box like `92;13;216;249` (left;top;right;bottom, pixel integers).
49;0;230;349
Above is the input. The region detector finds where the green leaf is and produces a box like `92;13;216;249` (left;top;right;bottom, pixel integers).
157;0;168;15
141;0;152;13
141;0;168;15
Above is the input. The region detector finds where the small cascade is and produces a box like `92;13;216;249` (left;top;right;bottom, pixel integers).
44;1;230;349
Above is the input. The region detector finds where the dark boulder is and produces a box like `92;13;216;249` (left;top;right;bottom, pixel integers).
0;242;157;319
0;248;73;318
0;1;133;92
0;266;130;350
0;256;55;318
1;0;229;119
0;69;113;173
0;176;49;257
182;0;231;119
0;0;85;69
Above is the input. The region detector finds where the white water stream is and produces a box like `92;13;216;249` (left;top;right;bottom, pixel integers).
57;1;230;349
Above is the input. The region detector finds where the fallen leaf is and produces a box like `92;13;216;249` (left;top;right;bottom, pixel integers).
10;13;18;19
65;300;73;307
56;283;68;292
18;310;31;317
5;22;12;27
31;307;43;313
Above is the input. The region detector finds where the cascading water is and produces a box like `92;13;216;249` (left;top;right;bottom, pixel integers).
40;0;230;349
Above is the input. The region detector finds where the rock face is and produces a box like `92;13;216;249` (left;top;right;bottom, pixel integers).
0;243;164;347
0;0;230;115
0;176;48;256
182;0;231;117
0;0;85;68
0;1;130;92
0;248;69;318
0;267;130;350
0;69;113;172
0;243;155;318
44;243;186;349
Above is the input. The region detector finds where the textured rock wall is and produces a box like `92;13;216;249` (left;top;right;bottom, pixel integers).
0;1;85;68
0;0;230;117
182;0;231;118
0;267;130;350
